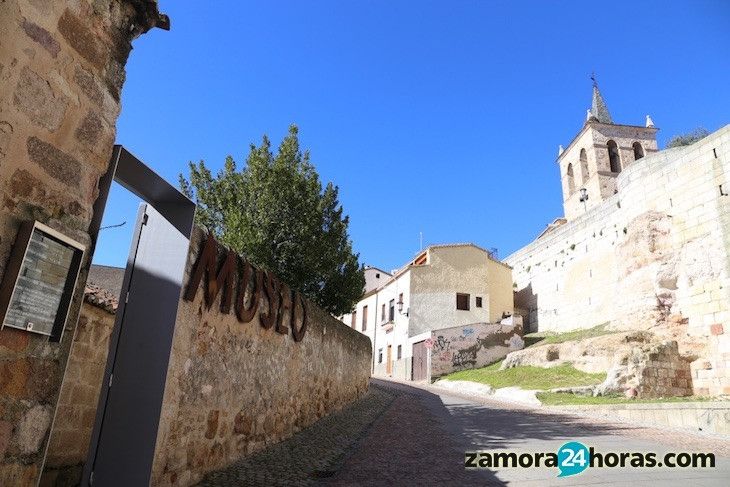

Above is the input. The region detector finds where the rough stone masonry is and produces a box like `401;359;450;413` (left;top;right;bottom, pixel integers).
507;127;730;397
150;229;371;487
0;1;167;484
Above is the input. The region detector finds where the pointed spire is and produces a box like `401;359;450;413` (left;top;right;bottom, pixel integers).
558;145;564;156
590;73;613;124
645;114;654;128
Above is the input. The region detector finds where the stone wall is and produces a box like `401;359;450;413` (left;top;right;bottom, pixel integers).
507;126;730;396
41;293;116;487
0;1;165;484
430;318;524;378
632;341;693;398
150;229;372;486
550;401;730;436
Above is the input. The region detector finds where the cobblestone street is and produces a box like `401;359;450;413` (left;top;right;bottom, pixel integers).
199;379;730;486
196;383;397;487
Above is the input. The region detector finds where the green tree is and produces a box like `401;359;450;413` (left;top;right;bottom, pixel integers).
666;127;710;148
180;125;364;316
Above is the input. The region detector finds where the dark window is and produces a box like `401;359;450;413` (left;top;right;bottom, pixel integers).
607;140;621;173
579;148;589;184
397;345;402;360
381;303;386;322
475;296;483;308
633;142;644;161
378;349;383;363
456;293;470;310
389;299;395;321
362;305;368;331
351;310;356;328
375;272;380;278
566;163;575;195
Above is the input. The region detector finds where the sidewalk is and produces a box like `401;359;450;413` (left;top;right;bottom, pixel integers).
196;384;396;486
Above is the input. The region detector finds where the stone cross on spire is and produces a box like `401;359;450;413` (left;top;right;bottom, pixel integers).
589;73;613;124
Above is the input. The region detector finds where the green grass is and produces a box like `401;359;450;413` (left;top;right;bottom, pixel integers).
537;392;715;406
443;361;606;390
523;323;620;348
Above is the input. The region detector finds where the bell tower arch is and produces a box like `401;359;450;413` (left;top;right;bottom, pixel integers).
557;78;659;220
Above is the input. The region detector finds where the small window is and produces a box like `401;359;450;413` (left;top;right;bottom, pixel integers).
381;303;386;322
362;305;368;331
389;299;395;321
378;349;383;363
397;345;402;360
633;142;644;161
475;297;483;308
456;293;470;310
351;310;356;328
566;163;575;195
607;140;621;173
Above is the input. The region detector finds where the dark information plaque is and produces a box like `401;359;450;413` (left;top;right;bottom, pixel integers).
0;221;85;341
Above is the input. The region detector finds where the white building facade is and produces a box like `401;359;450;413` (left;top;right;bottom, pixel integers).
342;244;514;380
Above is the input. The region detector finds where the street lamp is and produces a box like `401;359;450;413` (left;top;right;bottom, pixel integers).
579;187;589;212
396;298;408;317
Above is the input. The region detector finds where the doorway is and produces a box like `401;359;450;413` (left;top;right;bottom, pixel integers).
44;146;195;487
412;340;428;381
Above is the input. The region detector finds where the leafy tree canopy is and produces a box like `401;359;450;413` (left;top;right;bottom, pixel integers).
666;127;710;148
180;125;364;316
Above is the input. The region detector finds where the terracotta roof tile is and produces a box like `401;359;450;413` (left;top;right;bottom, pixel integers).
84;283;118;314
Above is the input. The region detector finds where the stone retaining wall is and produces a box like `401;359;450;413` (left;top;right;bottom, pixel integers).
150;229;372;486
634;341;693;398
507;127;730;396
550;402;730;436
41;300;116;486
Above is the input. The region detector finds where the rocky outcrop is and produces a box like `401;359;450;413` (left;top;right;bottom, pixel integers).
501;331;694;398
501;331;654;374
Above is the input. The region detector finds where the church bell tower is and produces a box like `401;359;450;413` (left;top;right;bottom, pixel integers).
557;78;659;220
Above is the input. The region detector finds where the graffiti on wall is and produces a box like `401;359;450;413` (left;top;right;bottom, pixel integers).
430;321;524;377
183;233;308;342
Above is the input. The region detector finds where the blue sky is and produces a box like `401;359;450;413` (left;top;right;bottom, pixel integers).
94;0;730;272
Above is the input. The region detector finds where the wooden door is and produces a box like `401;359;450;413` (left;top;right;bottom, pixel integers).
386;345;392;375
412;340;428;381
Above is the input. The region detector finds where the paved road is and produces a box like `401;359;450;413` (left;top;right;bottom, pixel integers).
200;379;730;486
335;379;729;486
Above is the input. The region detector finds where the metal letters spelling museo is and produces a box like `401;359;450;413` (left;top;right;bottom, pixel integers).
183;233;308;342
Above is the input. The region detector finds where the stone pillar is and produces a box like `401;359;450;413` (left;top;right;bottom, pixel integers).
0;1;166;484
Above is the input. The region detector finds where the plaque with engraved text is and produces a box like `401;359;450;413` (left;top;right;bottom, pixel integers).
0;221;85;340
